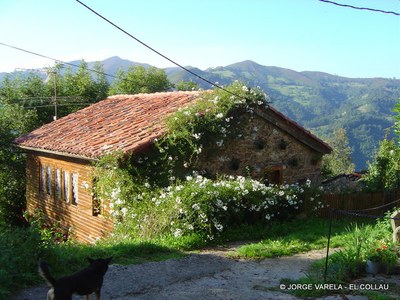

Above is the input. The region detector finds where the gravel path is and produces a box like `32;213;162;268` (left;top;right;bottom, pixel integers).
13;248;391;300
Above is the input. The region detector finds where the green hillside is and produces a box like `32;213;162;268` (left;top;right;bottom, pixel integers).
2;57;398;170
166;60;400;169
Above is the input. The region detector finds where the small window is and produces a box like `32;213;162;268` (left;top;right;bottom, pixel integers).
92;197;101;216
63;171;70;203
46;166;52;196
71;173;78;205
265;166;283;185
40;165;46;193
55;169;62;201
92;178;101;216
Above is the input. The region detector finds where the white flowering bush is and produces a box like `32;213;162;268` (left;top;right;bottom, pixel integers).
120;175;323;240
92;82;325;241
150;81;268;179
91;152;138;221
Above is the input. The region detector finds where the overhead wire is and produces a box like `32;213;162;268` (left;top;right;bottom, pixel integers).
25;103;93;109
319;0;400;16
74;0;247;100
0;42;119;80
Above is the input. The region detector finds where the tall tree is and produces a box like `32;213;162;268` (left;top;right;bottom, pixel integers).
175;80;199;91
322;128;355;177
61;60;109;104
364;99;400;191
109;66;172;95
0;102;37;226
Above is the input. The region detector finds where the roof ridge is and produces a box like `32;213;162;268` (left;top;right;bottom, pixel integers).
108;90;201;99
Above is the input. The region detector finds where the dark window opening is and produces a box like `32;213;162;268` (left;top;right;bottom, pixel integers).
265;166;283;185
229;158;240;171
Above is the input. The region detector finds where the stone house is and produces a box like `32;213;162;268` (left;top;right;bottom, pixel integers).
14;91;331;242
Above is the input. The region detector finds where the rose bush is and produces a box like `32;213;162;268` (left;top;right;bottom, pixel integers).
118;174;323;240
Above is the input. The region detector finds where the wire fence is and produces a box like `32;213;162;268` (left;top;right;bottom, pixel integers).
323;197;400;281
319;189;400;218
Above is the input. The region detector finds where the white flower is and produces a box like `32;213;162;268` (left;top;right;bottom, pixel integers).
214;224;224;232
192;133;201;140
192;203;200;210
216;140;224;147
242;85;249;92
121;207;128;216
174;229;182;237
216;113;224;119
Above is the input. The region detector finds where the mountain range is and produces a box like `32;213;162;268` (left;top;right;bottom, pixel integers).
2;56;400;169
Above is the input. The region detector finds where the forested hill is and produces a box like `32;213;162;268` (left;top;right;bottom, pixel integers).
166;60;400;170
1;57;399;169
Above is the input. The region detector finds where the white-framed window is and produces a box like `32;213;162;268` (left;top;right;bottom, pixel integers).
46;166;52;196
40;165;46;193
55;169;62;201
63;171;70;203
72;173;78;205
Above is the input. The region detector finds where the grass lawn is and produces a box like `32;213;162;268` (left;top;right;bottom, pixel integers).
0;217;377;299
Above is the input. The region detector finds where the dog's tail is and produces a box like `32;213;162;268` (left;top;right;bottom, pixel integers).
38;260;56;287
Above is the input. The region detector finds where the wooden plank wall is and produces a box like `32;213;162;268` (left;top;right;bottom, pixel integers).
319;190;400;218
26;153;113;243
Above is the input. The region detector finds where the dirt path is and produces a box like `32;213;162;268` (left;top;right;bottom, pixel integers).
13;247;391;300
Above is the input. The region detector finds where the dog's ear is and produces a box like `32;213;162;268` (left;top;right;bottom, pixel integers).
87;258;94;264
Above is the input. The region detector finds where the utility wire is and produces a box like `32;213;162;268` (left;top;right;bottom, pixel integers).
25;103;93;109
75;0;246;100
0;42;118;79
319;0;400;16
0;41;169;92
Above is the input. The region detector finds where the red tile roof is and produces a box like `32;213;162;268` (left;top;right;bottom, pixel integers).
14;91;200;159
14;91;331;159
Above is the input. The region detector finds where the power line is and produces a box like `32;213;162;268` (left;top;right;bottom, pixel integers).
319;0;400;16
0;42;118;80
25;103;93;109
0;41;168;91
75;0;247;100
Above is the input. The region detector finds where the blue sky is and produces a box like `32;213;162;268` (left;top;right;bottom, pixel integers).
0;0;399;78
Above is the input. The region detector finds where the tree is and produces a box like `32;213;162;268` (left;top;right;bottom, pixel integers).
322;128;355;177
364;99;400;191
364;138;400;191
175;80;199;91
393;98;400;140
109;66;172;95
0;102;37;226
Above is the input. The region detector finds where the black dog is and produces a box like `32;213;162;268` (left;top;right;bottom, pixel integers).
39;257;112;300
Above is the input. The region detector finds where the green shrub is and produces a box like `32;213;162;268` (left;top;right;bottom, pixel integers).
115;175;323;240
0;227;43;299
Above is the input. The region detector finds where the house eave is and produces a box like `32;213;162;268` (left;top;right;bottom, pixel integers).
255;108;332;155
13;144;98;162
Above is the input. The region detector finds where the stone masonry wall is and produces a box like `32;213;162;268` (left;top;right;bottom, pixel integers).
195;113;324;185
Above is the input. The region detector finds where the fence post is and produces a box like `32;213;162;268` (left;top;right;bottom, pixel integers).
324;209;334;282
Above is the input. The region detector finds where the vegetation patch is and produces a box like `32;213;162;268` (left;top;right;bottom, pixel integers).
280;213;400;299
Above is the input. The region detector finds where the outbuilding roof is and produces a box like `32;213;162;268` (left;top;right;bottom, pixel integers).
14;91;331;160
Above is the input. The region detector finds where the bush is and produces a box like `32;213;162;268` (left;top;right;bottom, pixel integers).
116;175;323;240
0;227;43;299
